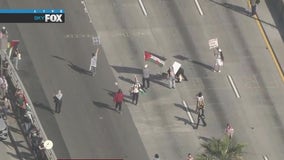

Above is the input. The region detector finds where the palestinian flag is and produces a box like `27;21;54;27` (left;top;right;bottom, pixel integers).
144;51;165;67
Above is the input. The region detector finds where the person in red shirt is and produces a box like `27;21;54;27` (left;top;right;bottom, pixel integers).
113;89;124;113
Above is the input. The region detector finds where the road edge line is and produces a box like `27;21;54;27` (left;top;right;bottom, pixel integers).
248;1;284;82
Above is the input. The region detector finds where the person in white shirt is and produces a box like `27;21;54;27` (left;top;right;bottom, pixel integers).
213;48;224;72
196;92;205;116
53;90;63;113
225;123;234;139
89;48;100;76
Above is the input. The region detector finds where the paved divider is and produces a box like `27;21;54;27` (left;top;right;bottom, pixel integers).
0;48;57;160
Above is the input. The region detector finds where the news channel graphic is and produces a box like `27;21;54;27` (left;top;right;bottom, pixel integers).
0;9;65;23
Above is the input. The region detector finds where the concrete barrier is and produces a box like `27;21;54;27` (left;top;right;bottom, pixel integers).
0;48;57;160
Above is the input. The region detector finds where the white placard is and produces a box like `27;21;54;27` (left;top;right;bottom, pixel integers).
172;61;181;74
209;38;218;49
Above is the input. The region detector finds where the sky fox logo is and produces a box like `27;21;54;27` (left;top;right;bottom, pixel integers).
45;14;63;22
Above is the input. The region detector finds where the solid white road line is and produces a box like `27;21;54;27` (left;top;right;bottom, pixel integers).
227;75;240;98
194;0;204;15
183;100;194;124
138;0;148;16
81;0;92;23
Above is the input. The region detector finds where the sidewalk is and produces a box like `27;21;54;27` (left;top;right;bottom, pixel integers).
257;0;284;80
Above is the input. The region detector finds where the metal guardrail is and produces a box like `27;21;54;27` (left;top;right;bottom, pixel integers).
0;48;57;160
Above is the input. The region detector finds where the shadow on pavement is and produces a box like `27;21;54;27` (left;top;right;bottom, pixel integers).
118;76;135;84
174;103;187;112
209;0;276;28
112;66;142;74
198;136;211;142
92;100;116;111
174;116;191;125
8;125;22;134
51;55;66;61
33;102;54;114
266;0;284;41
6;151;21;159
191;60;213;71
173;55;189;61
68;62;91;76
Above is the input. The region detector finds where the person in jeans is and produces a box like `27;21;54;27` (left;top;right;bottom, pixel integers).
113;89;124;113
89;48;99;76
53;90;63;113
142;64;150;89
131;81;140;105
168;66;176;89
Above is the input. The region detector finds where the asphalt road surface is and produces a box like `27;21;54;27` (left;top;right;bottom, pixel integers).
2;0;284;160
86;0;284;160
3;0;149;159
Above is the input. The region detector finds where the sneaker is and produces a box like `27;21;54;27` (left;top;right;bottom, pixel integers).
218;70;221;72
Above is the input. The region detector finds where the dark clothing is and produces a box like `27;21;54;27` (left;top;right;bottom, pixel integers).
114;91;124;111
142;77;150;89
251;5;256;15
115;102;122;111
54;96;62;113
132;92;139;105
196;113;206;129
176;67;187;82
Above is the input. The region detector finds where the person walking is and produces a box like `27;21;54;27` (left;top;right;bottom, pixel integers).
153;153;160;160
225;123;234;139
213;48;224;72
130;80;140;105
53;90;63;113
196;110;206;129
196;92;205;116
142;64;150;89
113;89;124;113
186;153;194;160
11;48;21;70
89;48;100;76
168;66;176;89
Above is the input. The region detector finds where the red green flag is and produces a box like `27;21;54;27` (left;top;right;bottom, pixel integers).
144;51;165;67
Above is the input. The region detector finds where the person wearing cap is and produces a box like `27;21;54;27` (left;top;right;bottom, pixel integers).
53;90;63;113
142;64;150;89
213;47;224;72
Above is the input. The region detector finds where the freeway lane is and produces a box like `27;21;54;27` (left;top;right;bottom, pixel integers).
87;0;284;159
5;0;149;159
